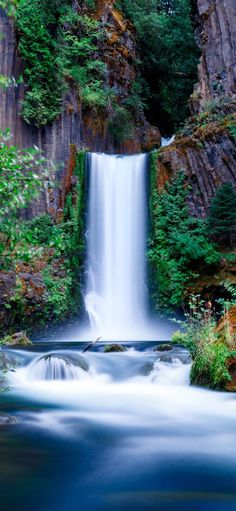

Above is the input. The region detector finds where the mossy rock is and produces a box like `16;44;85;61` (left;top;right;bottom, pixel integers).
0;332;32;347
103;344;127;353
153;344;173;352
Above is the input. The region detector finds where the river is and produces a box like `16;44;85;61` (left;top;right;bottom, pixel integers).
1;342;236;511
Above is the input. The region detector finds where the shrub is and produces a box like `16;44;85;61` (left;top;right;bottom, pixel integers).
172;295;232;389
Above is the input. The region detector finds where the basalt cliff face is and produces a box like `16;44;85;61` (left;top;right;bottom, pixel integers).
190;0;236;114
154;0;236;299
0;1;159;214
156;0;236;218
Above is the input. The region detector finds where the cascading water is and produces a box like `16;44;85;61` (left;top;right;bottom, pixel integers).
84;153;150;340
26;354;90;381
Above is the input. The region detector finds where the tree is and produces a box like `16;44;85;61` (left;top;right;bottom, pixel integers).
207;183;236;247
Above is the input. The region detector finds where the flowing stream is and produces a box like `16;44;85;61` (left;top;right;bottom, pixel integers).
2;344;236;511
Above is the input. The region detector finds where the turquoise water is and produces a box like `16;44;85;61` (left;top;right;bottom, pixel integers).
1;343;236;511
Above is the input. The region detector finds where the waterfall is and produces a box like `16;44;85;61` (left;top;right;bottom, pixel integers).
84;153;149;340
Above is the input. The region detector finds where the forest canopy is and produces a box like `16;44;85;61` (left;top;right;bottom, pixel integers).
115;0;199;133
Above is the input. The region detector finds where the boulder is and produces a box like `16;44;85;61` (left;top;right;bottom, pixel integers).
104;344;127;353
153;344;173;352
1;331;32;347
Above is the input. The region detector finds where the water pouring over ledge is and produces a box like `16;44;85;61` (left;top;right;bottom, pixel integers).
84;153;167;341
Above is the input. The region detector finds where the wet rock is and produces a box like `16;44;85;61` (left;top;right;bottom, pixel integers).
141;362;154;376
153;344;173;352
0;414;19;426
1;332;32;347
156;353;191;365
104;344;127;353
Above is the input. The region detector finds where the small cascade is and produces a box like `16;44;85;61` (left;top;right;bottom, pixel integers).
161;135;175;147
27;354;90;381
9;347;191;390
150;357;191;386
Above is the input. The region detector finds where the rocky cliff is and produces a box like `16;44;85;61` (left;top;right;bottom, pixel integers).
156;0;236;218
0;1;159;214
190;0;236;114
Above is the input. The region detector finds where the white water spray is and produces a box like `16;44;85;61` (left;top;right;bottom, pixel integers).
84;153;150;340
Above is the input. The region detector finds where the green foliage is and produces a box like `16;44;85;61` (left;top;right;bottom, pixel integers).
0;129;47;262
0;0;18;16
148;153;220;309
84;0;96;9
116;0;199;133
0;74;23;90
0;129;44;218
42;265;74;318
24;214;55;244
63;150;86;272
0;137;86;329
179;98;236;137
207;183;236;247
124;79;148;114
15;1;113;124
15;0;66;126
172;295;232;389
56;10;109;110
108;105;134;144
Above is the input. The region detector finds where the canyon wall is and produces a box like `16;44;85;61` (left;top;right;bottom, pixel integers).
190;0;236;114
157;0;236;218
